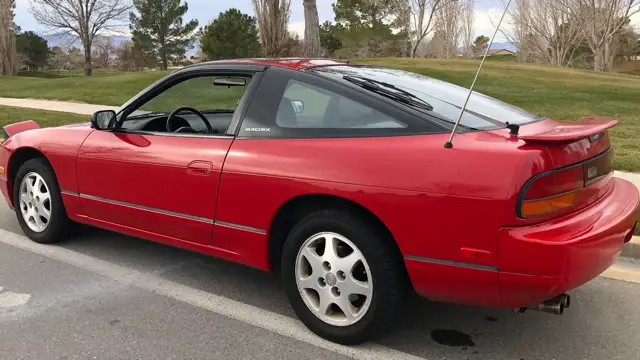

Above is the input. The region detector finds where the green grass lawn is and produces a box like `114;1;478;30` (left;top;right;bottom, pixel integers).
0;59;639;171
0;105;89;129
0;71;168;105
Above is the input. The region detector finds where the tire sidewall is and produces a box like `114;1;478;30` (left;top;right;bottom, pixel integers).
13;158;68;243
281;211;395;344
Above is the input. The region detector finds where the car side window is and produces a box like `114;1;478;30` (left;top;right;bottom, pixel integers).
118;74;251;135
276;79;407;129
137;76;247;114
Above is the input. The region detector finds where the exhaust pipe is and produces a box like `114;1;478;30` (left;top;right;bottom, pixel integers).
517;293;571;315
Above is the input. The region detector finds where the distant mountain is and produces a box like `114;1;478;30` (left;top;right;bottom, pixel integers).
41;33;200;57
42;34;132;48
490;42;517;52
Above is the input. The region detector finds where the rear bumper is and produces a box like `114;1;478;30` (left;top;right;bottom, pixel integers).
405;178;639;309
498;178;639;308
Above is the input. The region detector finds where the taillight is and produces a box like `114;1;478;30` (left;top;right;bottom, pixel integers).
519;166;583;218
517;147;613;218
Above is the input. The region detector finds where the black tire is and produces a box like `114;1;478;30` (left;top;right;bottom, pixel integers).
281;209;407;345
13;157;73;244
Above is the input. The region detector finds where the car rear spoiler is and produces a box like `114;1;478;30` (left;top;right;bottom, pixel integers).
517;117;619;143
2;120;40;139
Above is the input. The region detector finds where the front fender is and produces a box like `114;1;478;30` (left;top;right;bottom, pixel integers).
1;126;93;199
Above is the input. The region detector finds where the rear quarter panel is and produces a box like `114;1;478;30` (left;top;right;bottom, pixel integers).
216;131;551;306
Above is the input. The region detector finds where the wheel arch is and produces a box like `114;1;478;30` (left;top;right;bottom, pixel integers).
6;147;49;205
267;193;406;275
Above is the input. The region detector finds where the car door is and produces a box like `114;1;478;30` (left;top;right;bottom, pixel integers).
76;69;262;246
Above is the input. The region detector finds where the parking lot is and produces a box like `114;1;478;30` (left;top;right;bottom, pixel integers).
1;199;640;360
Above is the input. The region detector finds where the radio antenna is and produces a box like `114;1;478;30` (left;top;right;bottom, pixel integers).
444;0;514;149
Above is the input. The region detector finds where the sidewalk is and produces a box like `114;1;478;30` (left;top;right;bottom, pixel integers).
614;170;640;189
0;97;118;115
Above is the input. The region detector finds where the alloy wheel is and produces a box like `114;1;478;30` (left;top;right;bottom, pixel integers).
295;231;373;327
19;172;52;233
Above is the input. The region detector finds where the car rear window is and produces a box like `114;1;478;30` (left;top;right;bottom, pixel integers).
309;66;546;131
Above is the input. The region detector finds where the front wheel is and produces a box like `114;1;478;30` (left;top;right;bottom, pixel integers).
13;157;73;244
281;209;407;345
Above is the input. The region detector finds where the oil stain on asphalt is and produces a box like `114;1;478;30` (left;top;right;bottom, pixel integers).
430;329;476;347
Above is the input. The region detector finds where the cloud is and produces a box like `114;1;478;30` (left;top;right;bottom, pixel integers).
631;12;640;28
474;8;512;42
288;21;306;38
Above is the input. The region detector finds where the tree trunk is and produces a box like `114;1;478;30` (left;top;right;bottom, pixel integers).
84;42;93;76
411;42;419;58
303;0;321;57
0;2;16;76
593;46;603;72
161;51;168;70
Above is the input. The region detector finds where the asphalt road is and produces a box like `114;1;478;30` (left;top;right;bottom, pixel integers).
1;200;640;360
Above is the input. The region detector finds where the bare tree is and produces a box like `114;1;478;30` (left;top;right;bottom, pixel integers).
497;0;537;62
303;0;321;57
252;0;291;57
459;0;474;59
393;0;413;57
30;0;132;76
504;0;582;66
567;0;640;71
0;0;17;75
93;35;116;68
408;0;456;58
434;0;462;59
48;46;67;73
619;26;638;61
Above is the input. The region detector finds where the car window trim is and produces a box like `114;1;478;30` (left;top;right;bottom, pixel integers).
111;128;235;139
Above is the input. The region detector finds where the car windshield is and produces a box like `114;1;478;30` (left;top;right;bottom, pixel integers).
309;66;546;130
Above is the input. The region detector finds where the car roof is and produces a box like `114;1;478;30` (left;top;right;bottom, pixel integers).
192;58;352;71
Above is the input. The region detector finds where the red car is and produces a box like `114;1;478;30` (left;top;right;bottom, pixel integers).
1;58;638;345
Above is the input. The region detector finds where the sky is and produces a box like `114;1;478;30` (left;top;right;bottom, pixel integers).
13;0;640;44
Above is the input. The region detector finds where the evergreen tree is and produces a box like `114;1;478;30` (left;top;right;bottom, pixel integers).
15;31;49;70
200;8;261;60
319;21;343;57
130;0;199;70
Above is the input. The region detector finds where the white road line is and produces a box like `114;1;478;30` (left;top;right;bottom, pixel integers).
0;229;427;360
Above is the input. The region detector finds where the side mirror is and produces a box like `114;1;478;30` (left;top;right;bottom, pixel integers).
291;100;305;114
91;110;116;130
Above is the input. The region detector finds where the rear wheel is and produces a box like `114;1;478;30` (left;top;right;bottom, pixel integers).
13;157;73;244
281;209;406;345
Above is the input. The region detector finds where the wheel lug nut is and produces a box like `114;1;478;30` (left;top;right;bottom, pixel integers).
331;287;340;297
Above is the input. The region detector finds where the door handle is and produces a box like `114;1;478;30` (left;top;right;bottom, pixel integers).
187;160;213;176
